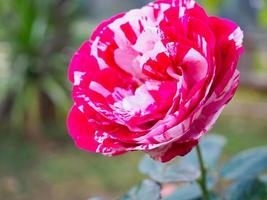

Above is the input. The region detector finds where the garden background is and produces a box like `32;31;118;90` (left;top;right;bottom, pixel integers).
0;0;267;199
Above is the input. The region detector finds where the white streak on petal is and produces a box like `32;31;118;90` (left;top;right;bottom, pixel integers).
228;27;243;48
94;131;109;143
97;41;108;51
202;37;207;57
188;0;195;8
89;81;111;97
74;71;86;86
78;105;84;113
179;7;186;18
145;80;161;91
153;3;159;9
197;35;208;57
122;85;155;115
139;39;167;67
133;26;160;52
183;48;208;80
113;85;155;117
114;47;144;78
112;87;133;101
91;37;109;70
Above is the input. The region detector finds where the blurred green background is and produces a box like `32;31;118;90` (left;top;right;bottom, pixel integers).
0;0;267;199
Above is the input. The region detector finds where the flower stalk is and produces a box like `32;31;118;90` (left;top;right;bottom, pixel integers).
196;144;209;200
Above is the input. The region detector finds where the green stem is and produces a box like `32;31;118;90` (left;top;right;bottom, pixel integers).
196;144;209;200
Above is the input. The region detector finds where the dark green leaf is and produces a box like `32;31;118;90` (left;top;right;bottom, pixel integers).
120;179;161;200
221;147;267;180
224;177;267;200
139;155;200;183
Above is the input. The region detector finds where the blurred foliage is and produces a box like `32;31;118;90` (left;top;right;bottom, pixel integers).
198;0;267;30
218;0;267;30
197;0;223;14
258;0;267;28
0;0;86;138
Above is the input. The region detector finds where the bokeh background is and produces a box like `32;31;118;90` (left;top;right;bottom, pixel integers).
0;0;267;199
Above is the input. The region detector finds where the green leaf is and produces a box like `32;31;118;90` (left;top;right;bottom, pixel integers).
139;155;200;183
120;179;161;200
224;177;267;200
163;182;201;200
221;146;267;180
181;134;226;169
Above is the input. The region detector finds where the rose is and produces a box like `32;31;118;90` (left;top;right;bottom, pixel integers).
67;0;243;162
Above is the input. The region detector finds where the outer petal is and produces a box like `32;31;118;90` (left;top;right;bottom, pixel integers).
148;139;198;162
208;17;243;90
208;17;243;52
67;106;126;155
67;105;101;152
68;41;99;84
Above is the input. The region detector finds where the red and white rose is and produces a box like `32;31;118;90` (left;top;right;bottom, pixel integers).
67;0;243;162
